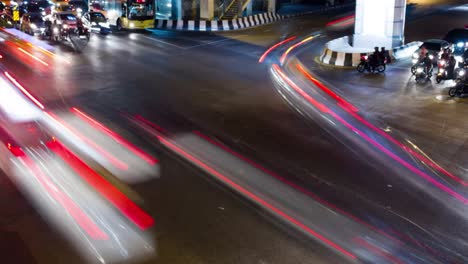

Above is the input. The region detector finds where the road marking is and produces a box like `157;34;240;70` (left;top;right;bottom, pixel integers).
184;34;248;50
140;35;186;49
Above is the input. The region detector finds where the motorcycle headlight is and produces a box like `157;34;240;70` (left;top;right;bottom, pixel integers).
62;24;68;29
459;69;466;76
429;54;434;60
457;42;464;48
439;60;445;66
439;68;445;73
77;8;82;12
412;53;419;59
53;27;59;33
41;11;46;16
416;68;424;73
30;23;37;29
412;59;418;64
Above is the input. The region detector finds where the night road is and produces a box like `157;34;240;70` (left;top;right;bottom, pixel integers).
1;0;468;263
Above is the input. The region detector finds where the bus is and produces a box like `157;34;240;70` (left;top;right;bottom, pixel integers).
91;0;154;30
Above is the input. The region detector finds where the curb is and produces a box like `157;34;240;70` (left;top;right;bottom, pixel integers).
151;12;284;31
148;3;354;32
320;36;422;67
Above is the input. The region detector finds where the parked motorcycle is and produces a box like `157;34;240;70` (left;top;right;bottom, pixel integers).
357;55;386;73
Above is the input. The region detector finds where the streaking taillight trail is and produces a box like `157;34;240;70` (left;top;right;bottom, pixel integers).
47;139;155;230
272;64;467;204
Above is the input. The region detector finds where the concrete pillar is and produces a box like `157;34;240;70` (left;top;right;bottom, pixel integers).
268;0;276;13
246;0;253;16
171;0;182;20
353;0;406;49
200;0;214;20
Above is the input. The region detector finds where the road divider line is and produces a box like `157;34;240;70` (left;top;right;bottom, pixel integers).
140;35;186;49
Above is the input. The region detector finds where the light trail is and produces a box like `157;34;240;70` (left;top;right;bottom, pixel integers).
272;64;468;204
258;36;297;63
4;71;45;109
71;108;158;166
17;47;49;66
45;112;129;170
19;152;109;240
280;35;319;65
47;139;155;230
296;63;467;186
132;117;357;260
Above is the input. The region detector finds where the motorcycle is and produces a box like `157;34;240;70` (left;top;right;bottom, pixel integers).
411;53;434;74
414;63;432;83
448;77;468;97
435;59;456;83
357;55;386;73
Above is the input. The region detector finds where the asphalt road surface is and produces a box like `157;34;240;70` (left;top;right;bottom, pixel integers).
1;1;468;263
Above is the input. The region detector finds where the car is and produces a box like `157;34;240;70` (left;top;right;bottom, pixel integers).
81;11;110;34
50;11;78;30
20;13;45;35
412;39;450;65
443;28;468;55
52;2;74;14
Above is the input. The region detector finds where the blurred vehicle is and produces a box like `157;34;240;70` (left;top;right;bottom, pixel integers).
0;73;156;263
97;0;155;30
443;28;468;56
35;0;54;16
412;39;450;65
81;11;110;35
20;13;45;34
68;0;87;17
52;2;74;14
89;1;107;17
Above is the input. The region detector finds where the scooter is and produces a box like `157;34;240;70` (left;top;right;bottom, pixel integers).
435;60;456;83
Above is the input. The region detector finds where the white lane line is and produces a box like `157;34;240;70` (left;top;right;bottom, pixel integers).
184;34;249;49
140;35;186;49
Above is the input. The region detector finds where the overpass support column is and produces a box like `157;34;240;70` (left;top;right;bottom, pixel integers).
268;0;276;13
200;0;215;20
171;0;182;19
353;0;406;49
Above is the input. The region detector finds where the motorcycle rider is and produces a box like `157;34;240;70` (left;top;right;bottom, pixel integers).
441;48;450;61
369;47;380;71
422;53;433;78
381;47;391;64
447;55;457;79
